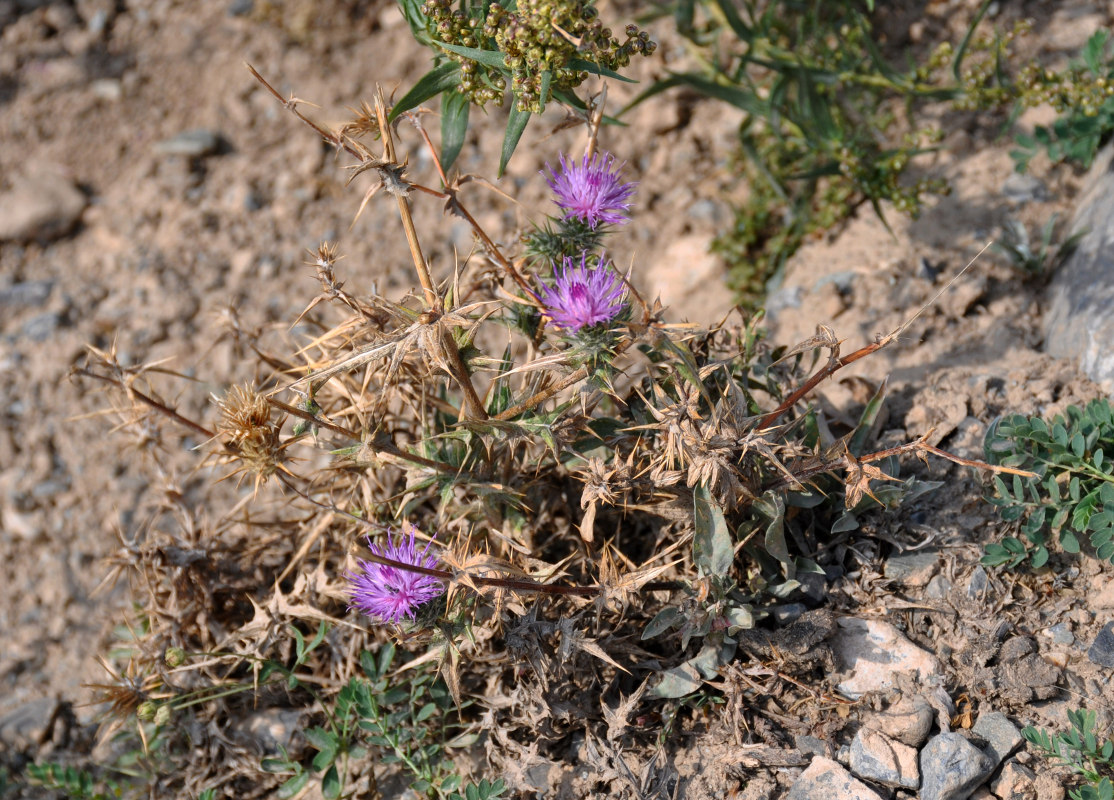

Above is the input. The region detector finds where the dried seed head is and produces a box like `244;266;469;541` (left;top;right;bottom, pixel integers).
215;384;284;482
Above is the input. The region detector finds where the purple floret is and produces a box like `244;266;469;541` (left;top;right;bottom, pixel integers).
543;151;637;228
347;527;444;625
538;252;628;332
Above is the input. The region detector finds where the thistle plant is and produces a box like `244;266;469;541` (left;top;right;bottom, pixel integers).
66;66;1031;796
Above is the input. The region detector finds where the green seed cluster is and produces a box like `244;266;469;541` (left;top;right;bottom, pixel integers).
1015;63;1114;117
419;0;655;112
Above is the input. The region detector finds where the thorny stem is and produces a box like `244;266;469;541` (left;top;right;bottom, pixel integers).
761;433;1036;494
371;88;439;312
73;365;469;478
757;243;995;432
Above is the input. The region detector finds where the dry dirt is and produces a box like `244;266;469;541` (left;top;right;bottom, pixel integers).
2;0;1113;797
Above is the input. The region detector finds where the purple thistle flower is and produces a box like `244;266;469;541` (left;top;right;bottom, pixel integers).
543;151;637;228
538;252;627;332
347;527;444;625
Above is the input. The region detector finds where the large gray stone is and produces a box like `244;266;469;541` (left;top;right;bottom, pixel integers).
832;618;941;699
1044;144;1114;392
849;727;919;789
971;710;1022;768
920;732;995;800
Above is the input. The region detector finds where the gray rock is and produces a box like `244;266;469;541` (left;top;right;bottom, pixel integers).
0;280;53;310
924;574;952;600
966;565;989;598
1087;621;1114;668
1001;173;1047;205
991;760;1037;800
971;711;1022;768
0;698;59;748
771;603;807;625
865;694;935;748
20;311;61;342
849;727;919;789
795;734;836;760
0;168;86;242
1044;144;1114;392
833;618;941;699
155;128;222;158
1046;622;1074;646
920;732;995;800
883;550;940;587
786;757;883;800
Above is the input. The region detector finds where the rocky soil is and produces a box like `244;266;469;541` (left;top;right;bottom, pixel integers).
1;0;1113;798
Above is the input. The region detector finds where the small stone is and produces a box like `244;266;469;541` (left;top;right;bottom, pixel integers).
865;694;935;748
924;574;952;600
90;78;122;101
795;734;835;760
971;711;1022;768
1045;622;1074;646
771;603;807;625
0;280;53;310
0;698;59;748
1093;576;1114;609
883;550;940;588
920;732;995;800
155;128;222;158
991;760;1037;800
785;757;883;800
966;565;989;598
227;0;253;15
849;728;919;789
1087;621;1114;668
20;311;61;341
833;618;941;699
233;708;304;757
1001;173;1047;205
0;167;86;242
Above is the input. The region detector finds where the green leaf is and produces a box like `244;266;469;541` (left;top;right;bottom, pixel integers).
499;103;531;176
440;88;470;173
322;766;341;800
1031;545;1050;568
651;661;702;698
1061;530;1081;553
643;606;684;639
756;492;791;565
1072;431;1086;458
390;62;462;123
693;484;734;578
566;58;637;83
277;772;311;799
434;41;507;69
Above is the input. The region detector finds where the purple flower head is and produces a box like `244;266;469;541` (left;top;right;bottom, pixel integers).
538;252;627;332
347;526;444;625
543;151;637;228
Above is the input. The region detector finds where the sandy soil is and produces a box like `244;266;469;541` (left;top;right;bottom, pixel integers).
1;0;1112;797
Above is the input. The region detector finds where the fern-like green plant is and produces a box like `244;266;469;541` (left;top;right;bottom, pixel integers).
1024;709;1114;800
983;399;1114;568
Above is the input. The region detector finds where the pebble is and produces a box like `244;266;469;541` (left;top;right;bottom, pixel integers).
1045;622;1074;646
785;756;883;800
849;727;919;789
0;168;86;242
920;732;995;800
795;734;836;760
966;565;989;598
1087;621;1114;668
0;697;58;749
991;760;1037;800
155;128;222;158
771;603;807;626
924;574;952;600
1001;173;1047;205
865;694;935;748
883;550;940;588
0;280;53;310
832;618;941;699
227;0;253;15
20;311;62;342
971;711;1022;768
